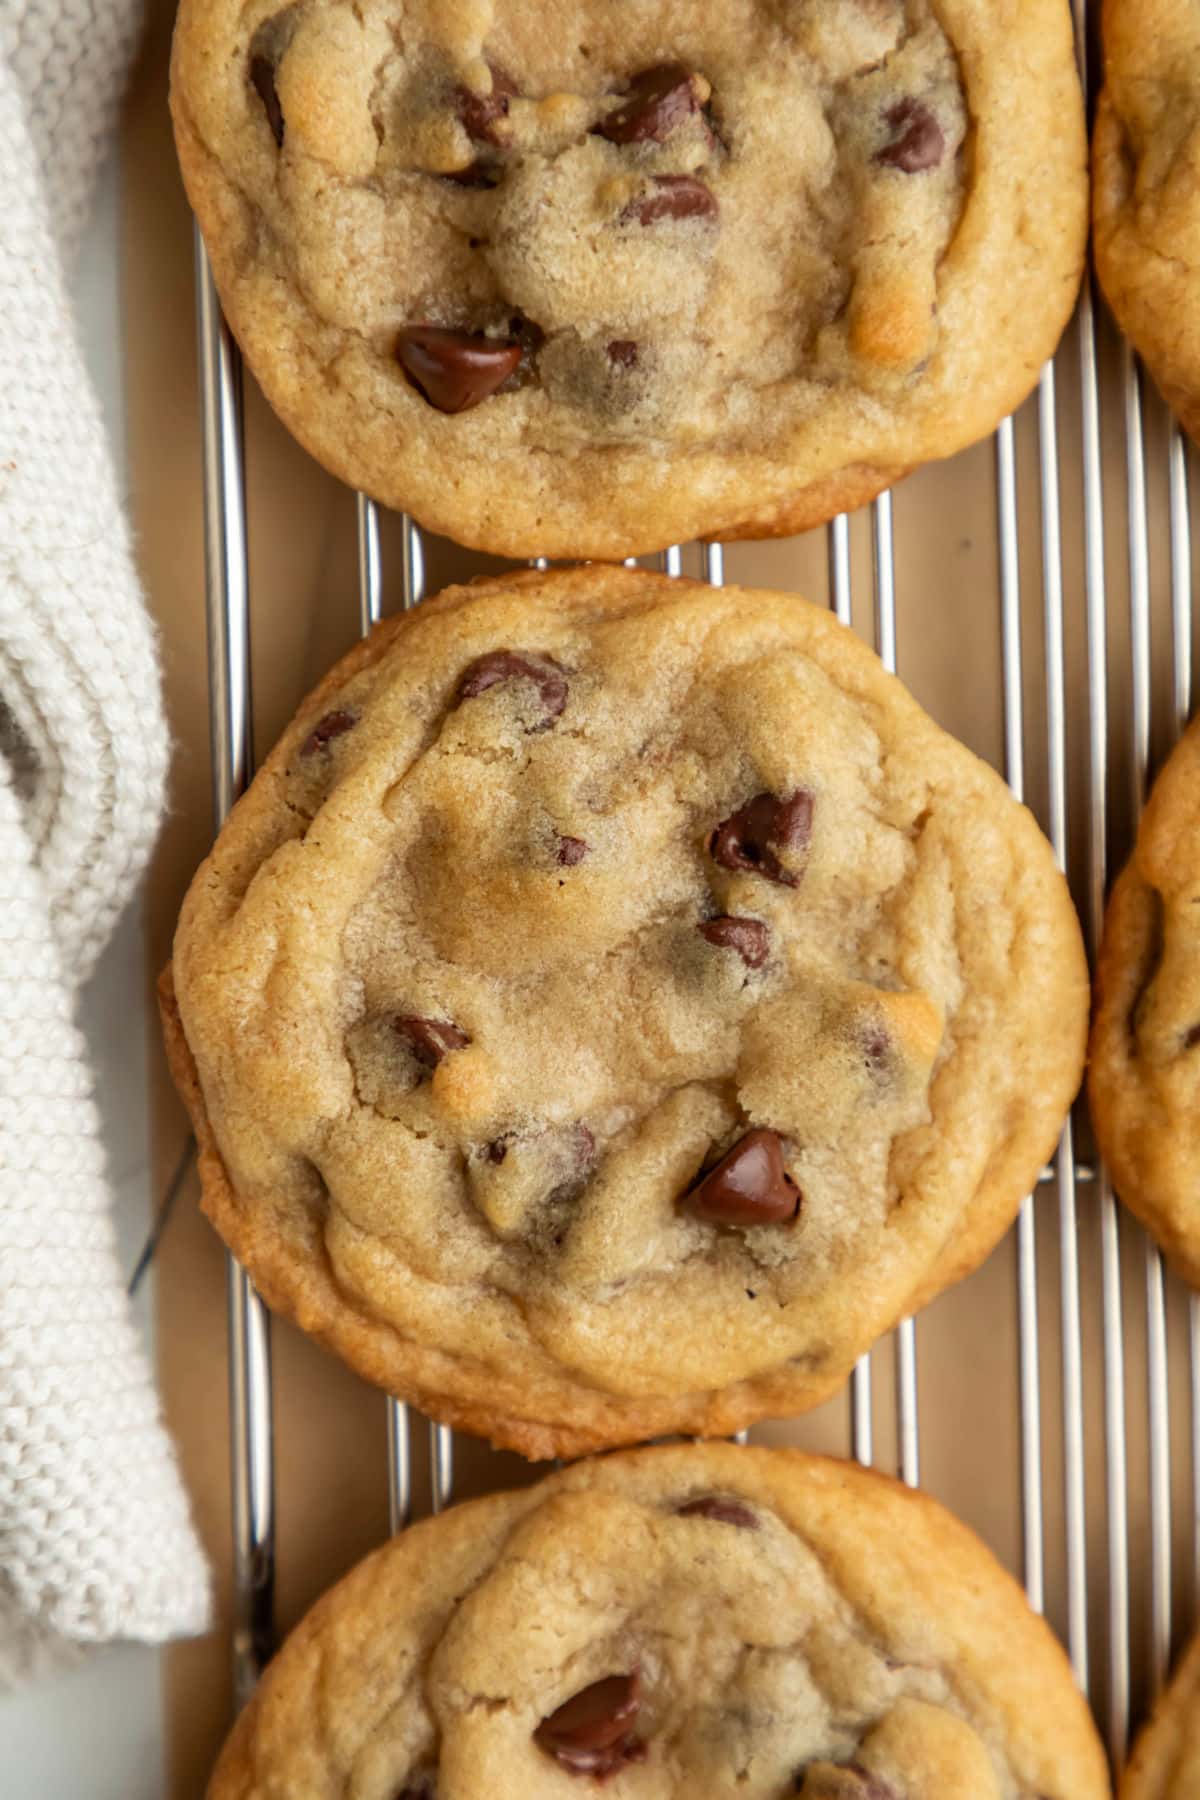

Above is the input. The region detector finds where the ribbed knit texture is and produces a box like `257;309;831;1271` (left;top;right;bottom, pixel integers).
0;0;210;1680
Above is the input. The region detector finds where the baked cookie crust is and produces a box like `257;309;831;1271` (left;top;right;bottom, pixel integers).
170;0;1086;558
163;565;1088;1458
205;1443;1109;1798
1094;0;1200;441
1091;717;1200;1289
1120;1632;1200;1799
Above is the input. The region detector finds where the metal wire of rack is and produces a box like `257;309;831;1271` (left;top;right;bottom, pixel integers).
189;4;1200;1763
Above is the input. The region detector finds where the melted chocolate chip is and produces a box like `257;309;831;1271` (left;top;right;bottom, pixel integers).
534;1672;644;1776
394;1015;470;1068
876;98;944;173
396;327;522;413
455;63;517;144
622;174;718;226
486;1138;509;1164
682;1129;801;1226
675;1495;759;1528
458;650;568;725
249;52;285;146
300;708;356;757
557;835;589;866
709;790;813;886
607;339;639;368
595;63;702;144
697;915;769;969
1183;1024;1200;1050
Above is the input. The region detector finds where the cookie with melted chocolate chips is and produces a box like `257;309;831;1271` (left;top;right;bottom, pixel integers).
203;1444;1109;1799
163;566;1087;1457
170;0;1086;557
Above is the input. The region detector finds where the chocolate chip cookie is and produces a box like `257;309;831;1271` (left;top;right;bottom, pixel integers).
170;0;1087;559
205;1443;1108;1798
1094;0;1200;441
161;566;1088;1457
1121;1632;1200;1799
1091;718;1200;1288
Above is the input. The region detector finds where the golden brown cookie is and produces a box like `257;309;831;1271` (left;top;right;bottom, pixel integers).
205;1444;1109;1798
163;566;1088;1458
1094;0;1200;440
1091;718;1200;1289
1120;1633;1200;1800
170;0;1087;559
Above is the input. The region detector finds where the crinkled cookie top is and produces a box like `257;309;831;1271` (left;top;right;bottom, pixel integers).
170;0;1086;553
205;1446;1109;1798
170;567;1088;1455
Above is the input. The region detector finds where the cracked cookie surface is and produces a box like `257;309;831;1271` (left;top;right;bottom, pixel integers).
170;0;1086;558
163;566;1087;1456
1094;0;1200;443
1121;1631;1200;1800
204;1444;1109;1798
1091;717;1200;1290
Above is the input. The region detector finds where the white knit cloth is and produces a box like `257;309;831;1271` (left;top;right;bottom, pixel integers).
0;0;210;1680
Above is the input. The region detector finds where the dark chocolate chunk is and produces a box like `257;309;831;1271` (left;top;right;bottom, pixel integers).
708;790;813;886
396;327;522;413
300;709;356;757
1183;1024;1200;1050
557;835;589;866
675;1495;759;1528
622;174;718;226
876;98;944;173
681;1129;801;1226
394;1015;470;1068
455;62;518;144
458;650;568;724
534;1671;644;1776
595;63;702;144
249;52;285;146
697;915;769;969
607;339;639;368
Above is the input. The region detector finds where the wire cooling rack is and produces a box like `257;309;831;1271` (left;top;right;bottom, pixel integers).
188;1;1200;1771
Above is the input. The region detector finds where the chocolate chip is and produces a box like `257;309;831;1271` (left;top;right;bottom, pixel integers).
455;63;518;144
534;1672;644;1776
394;1015;470;1068
681;1129;801;1226
396;327;522;414
458;650;568;725
675;1495;759;1528
708;791;813;886
607;339;639;368
1183;1024;1200;1050
300;709;356;757
697;915;769;969
249;52;285;146
876;98;944;173
557;835;589;866
595;63;702;144
622;174;718;226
